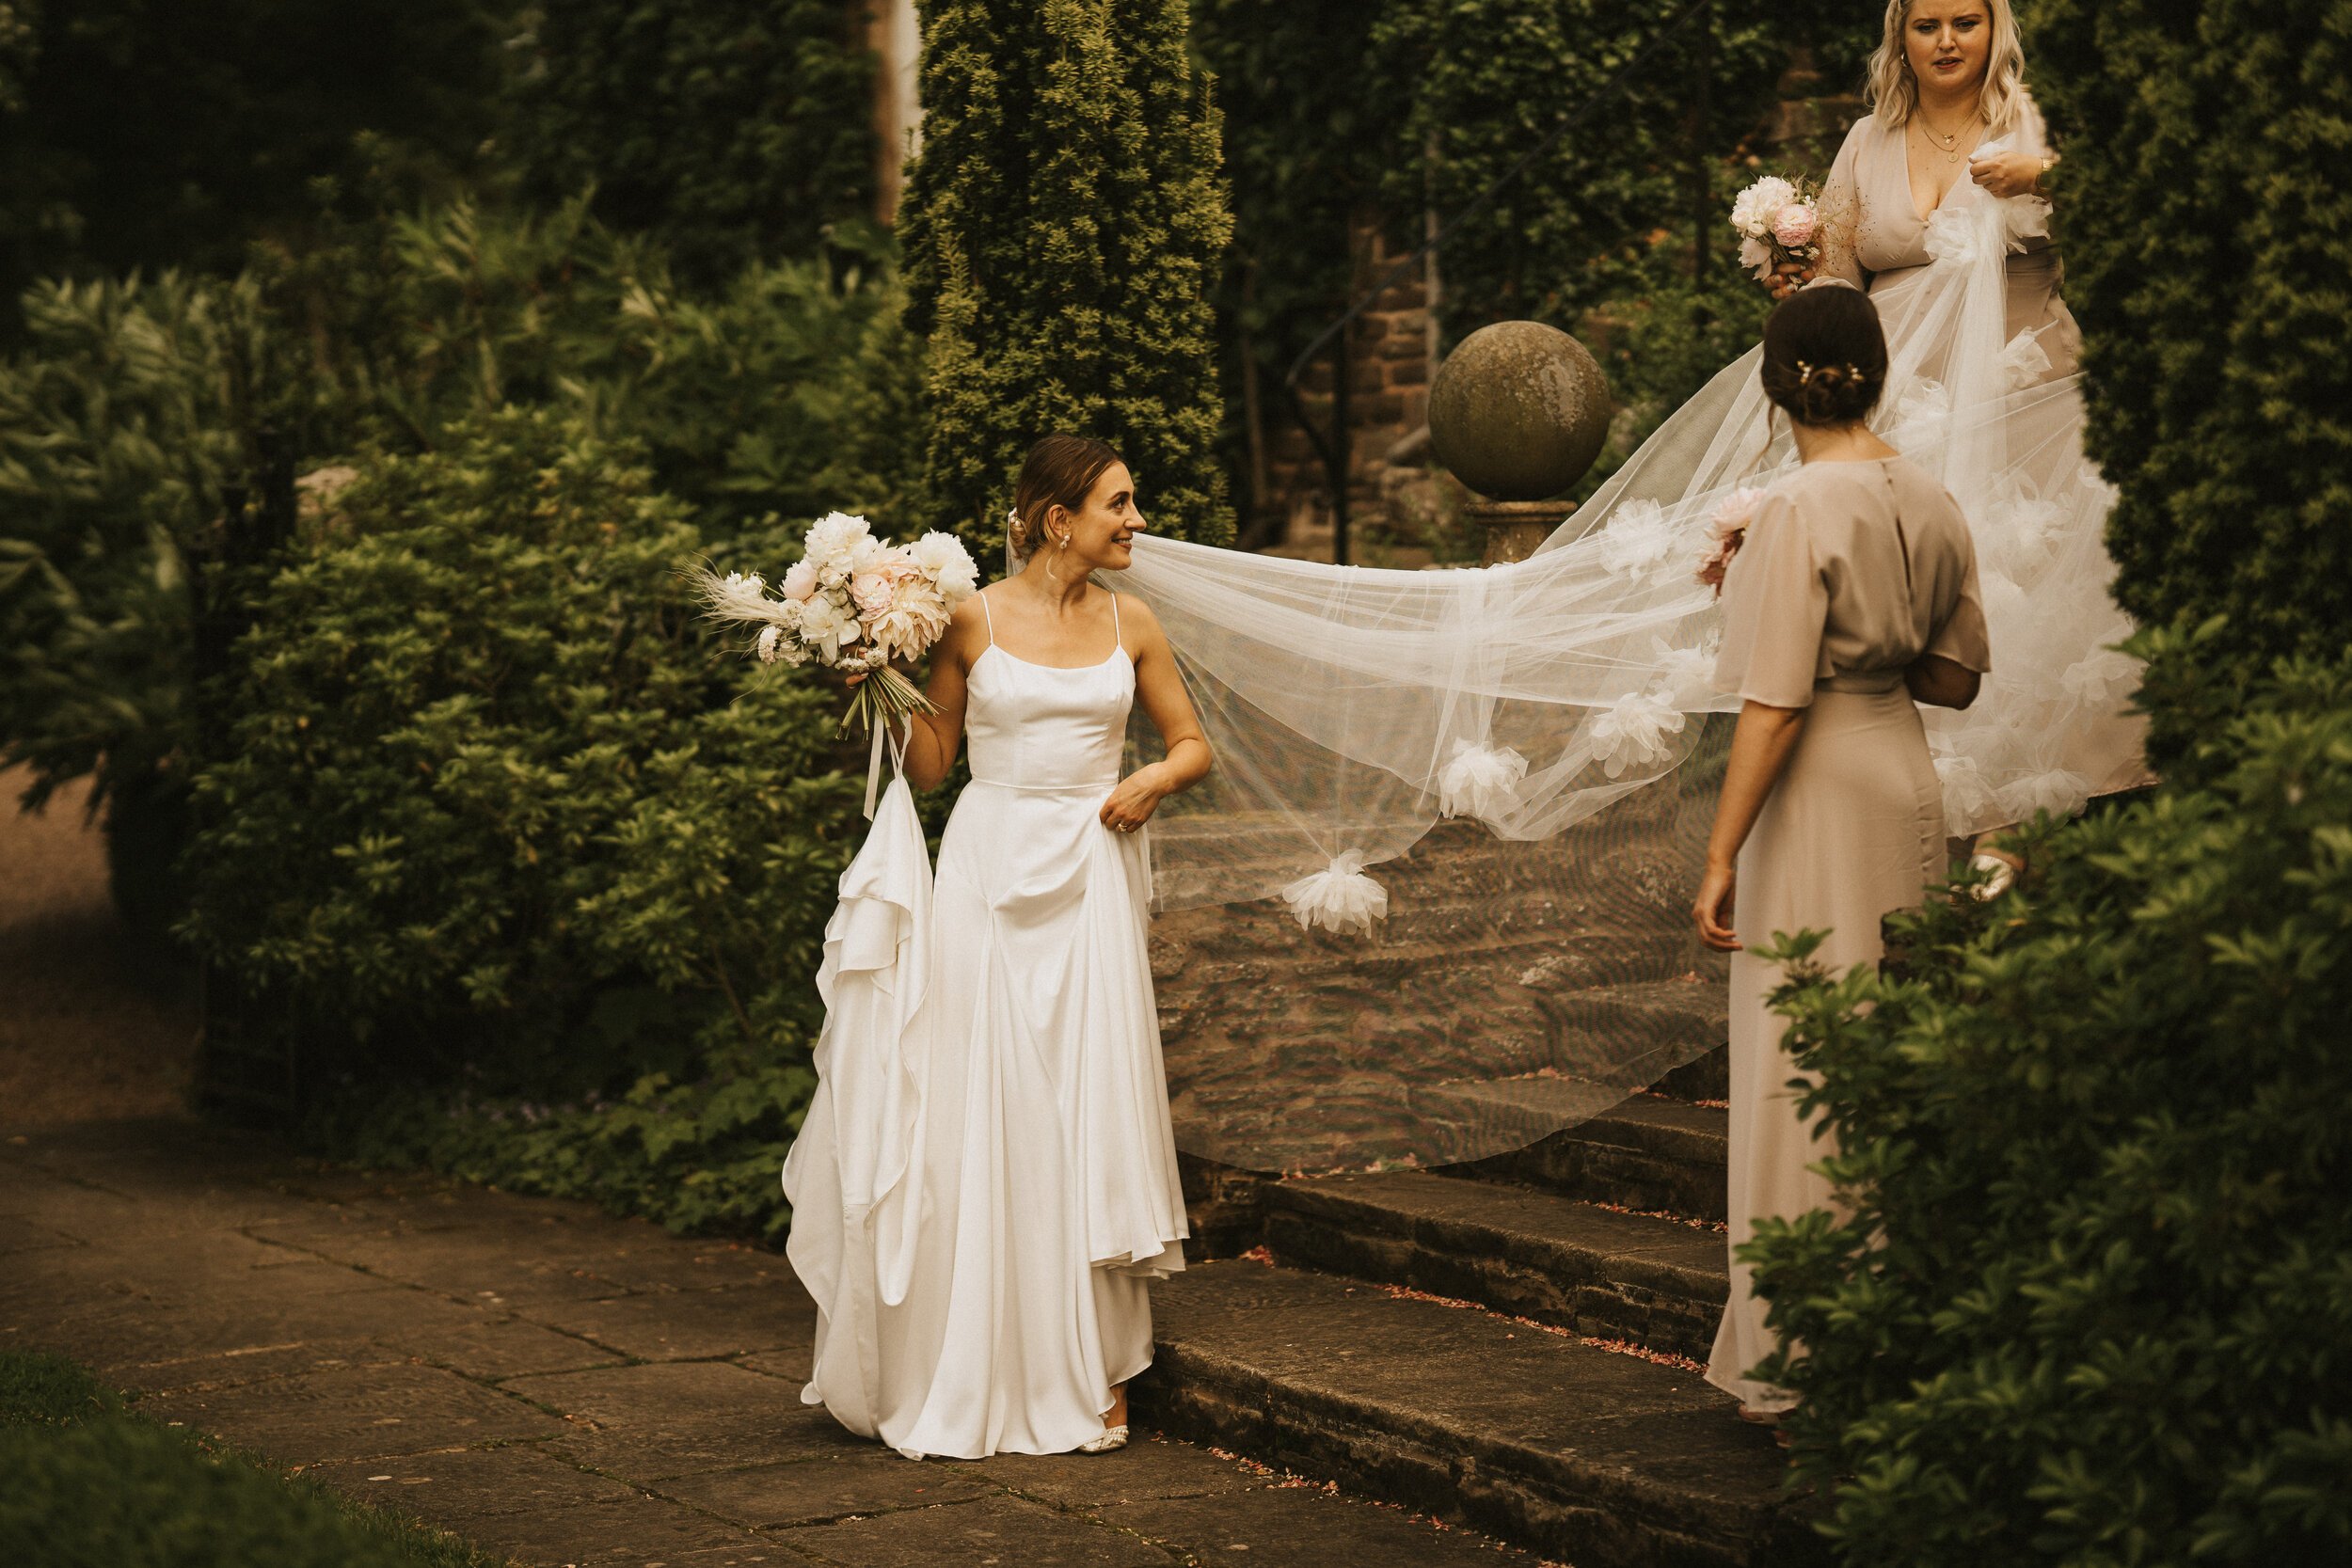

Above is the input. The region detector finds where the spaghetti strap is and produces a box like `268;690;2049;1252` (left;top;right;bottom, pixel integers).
1108;591;1122;651
977;591;994;647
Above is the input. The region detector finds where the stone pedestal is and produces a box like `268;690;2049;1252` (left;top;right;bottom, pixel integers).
1469;499;1576;566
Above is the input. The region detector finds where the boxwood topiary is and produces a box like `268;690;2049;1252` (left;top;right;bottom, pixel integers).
2032;0;2352;713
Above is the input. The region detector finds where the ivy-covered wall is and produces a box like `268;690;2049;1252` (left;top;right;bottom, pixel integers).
2034;0;2352;693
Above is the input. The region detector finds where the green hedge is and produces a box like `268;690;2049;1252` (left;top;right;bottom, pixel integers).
1744;629;2352;1565
899;0;1234;549
2033;0;2352;702
0;1350;502;1568
181;409;861;1116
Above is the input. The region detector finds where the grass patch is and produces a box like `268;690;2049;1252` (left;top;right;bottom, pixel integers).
0;1350;510;1567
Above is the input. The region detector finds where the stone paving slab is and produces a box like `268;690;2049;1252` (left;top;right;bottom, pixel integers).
2;1119;1553;1568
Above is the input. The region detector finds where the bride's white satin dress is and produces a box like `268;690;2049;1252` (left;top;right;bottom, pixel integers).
783;595;1188;1460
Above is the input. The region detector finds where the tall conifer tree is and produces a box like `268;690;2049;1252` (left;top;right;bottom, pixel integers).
899;0;1235;549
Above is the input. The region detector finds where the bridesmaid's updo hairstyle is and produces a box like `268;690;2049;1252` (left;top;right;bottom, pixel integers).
1009;434;1121;557
1760;285;1889;428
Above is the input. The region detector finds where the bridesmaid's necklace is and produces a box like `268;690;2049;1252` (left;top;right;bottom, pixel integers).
1914;106;1980;165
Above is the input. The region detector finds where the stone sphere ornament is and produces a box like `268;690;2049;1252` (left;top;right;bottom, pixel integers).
1427;321;1611;502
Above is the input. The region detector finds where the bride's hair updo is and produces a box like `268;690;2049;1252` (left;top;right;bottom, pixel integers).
1760;285;1889;428
1867;0;2028;133
1009;434;1121;556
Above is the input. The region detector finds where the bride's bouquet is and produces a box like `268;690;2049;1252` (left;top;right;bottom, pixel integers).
693;512;979;736
1729;173;1823;282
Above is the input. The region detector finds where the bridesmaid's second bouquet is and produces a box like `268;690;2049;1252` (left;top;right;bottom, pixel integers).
693;512;979;735
1729;173;1823;281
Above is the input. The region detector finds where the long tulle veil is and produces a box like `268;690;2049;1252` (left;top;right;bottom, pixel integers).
1120;107;2145;1175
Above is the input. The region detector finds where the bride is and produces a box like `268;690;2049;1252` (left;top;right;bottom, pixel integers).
1114;0;2145;1170
785;435;1208;1458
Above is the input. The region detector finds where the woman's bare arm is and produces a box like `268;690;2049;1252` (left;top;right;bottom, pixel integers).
1692;700;1809;952
1905;654;1981;710
898;598;984;791
1099;596;1211;832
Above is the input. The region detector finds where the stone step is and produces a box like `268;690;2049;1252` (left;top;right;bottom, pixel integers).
1448;1096;1732;1223
1141;1259;1825;1568
1263;1171;1726;1359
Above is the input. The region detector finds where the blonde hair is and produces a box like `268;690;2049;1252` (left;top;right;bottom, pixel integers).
1866;0;2028;133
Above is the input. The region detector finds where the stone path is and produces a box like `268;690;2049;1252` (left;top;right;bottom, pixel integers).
0;1117;1553;1568
0;768;197;1126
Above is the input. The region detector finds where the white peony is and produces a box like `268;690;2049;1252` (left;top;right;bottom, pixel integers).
1730;176;1796;240
804;510;872;566
911;530;980;602
1589;690;1687;779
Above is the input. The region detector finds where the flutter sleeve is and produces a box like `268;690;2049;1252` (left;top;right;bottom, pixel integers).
1923;515;1993;673
1714;490;1828;709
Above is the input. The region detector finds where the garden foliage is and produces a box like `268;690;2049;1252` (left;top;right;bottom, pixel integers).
0;0;506;317
0;1350;502;1567
2033;0;2352;696
180;411;862;1124
507;0;878;283
1745;630;2352;1565
251;193;921;531
0;274;298;929
900;0;1234;549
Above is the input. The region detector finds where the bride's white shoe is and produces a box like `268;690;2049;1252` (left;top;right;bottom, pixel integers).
1078;1423;1130;1454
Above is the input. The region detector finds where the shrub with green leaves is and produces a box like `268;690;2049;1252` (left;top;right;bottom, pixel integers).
899;0;1235;549
2033;0;2352;701
506;0;876;284
0;272;298;931
1742;628;2352;1565
251;195;922;532
181;409;862;1114
0;1350;502;1567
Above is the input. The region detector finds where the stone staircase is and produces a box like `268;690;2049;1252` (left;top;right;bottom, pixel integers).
1139;1066;1825;1568
1135;781;1826;1566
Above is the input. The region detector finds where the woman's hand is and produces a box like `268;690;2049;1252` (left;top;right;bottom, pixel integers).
1692;861;1740;952
1100;765;1175;835
1763;261;1815;300
1969;150;2046;200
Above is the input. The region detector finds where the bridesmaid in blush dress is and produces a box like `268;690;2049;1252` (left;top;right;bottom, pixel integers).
1691;286;1991;1420
785;435;1211;1459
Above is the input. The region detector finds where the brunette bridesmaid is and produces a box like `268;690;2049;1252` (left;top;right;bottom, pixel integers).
1691;284;1992;1420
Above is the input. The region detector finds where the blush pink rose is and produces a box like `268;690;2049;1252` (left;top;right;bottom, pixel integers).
780;561;818;602
1772;203;1818;249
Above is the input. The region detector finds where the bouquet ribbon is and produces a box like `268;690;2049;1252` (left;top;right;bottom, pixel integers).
863;718;907;820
